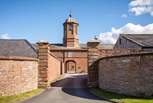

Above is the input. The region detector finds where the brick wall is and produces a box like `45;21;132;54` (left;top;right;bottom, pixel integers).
98;53;153;97
0;57;38;96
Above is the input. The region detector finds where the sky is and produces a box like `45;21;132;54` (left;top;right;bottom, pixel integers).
0;0;153;44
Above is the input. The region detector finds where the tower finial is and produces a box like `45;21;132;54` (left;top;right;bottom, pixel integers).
69;9;72;17
94;35;98;40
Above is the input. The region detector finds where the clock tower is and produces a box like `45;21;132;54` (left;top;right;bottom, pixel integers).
63;13;79;47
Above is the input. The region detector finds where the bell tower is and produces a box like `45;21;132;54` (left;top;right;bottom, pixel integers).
63;12;79;48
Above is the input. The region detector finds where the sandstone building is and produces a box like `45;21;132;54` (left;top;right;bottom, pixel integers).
49;13;88;73
49;14;112;73
0;13;112;95
1;13;153;98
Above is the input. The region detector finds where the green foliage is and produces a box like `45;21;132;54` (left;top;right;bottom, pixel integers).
0;88;43;103
90;88;153;103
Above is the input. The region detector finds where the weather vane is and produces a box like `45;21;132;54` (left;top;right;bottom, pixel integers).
69;9;72;17
94;35;98;40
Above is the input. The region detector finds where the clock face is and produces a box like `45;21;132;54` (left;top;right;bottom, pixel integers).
69;24;73;31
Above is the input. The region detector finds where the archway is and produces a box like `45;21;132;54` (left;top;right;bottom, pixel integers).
65;60;76;73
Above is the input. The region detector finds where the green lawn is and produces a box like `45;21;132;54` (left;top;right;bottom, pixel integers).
0;88;43;103
90;88;153;103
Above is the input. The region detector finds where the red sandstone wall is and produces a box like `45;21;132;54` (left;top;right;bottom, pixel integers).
64;57;88;73
48;53;62;82
50;50;88;73
0;57;38;96
98;48;144;57
88;48;153;88
37;42;63;88
98;53;153;97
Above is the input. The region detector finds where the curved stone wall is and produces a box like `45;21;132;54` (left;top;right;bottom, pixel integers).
0;56;38;96
98;53;153;97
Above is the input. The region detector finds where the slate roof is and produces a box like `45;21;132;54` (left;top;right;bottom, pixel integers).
49;44;87;51
122;34;153;48
79;44;114;49
0;39;37;58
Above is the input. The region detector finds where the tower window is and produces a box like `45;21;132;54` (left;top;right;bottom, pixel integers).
76;25;77;34
69;24;73;31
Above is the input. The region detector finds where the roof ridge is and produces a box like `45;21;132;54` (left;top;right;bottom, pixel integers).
23;40;37;54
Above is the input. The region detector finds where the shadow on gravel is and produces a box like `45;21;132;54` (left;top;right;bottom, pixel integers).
51;74;102;100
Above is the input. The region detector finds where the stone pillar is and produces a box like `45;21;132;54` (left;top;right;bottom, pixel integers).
87;39;100;87
37;41;49;88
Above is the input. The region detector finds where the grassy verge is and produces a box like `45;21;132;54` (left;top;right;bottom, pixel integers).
90;88;153;103
0;88;43;103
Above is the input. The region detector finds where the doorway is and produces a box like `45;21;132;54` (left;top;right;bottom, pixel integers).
65;60;76;73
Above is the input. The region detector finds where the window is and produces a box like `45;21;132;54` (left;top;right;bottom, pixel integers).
69;24;73;31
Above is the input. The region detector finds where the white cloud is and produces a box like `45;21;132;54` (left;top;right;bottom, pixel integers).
0;33;11;39
129;0;153;16
98;23;153;44
121;14;128;18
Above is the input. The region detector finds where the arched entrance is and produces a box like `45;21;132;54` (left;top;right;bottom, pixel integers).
65;60;76;73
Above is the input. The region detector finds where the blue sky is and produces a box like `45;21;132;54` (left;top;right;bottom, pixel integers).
0;0;153;43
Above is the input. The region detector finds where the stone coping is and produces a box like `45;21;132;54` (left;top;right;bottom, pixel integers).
50;48;88;51
97;52;153;62
49;52;62;62
0;56;38;61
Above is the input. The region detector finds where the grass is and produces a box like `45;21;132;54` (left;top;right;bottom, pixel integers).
90;88;153;103
0;88;43;103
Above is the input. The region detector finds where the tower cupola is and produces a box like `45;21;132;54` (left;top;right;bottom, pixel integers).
63;12;79;48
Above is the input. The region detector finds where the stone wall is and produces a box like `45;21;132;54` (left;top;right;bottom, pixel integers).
87;47;151;88
50;49;88;73
87;48;99;87
37;41;63;88
87;39;100;87
48;53;62;83
98;48;143;58
37;41;48;88
98;53;153;97
0;57;38;96
64;57;88;73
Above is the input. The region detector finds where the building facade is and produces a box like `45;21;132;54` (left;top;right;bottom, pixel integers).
50;14;88;73
0;13;114;95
